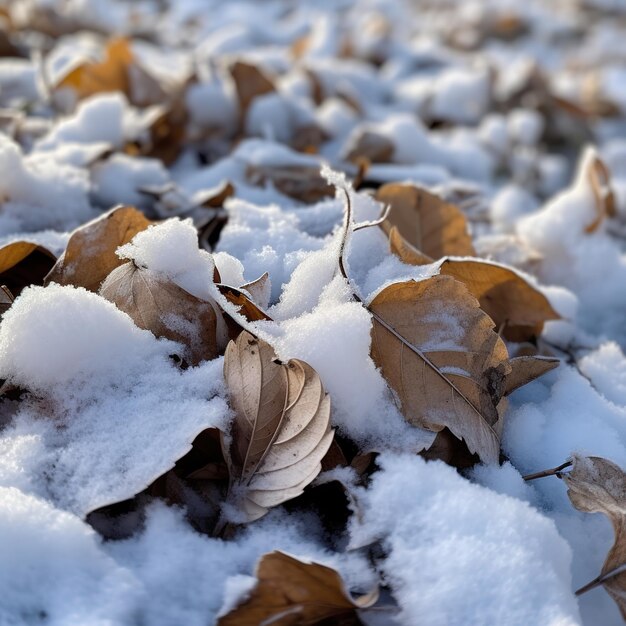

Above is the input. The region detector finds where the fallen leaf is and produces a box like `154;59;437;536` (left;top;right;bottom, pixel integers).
241;272;271;310
388;225;434;265
0;241;56;295
246;164;334;204
229;60;275;116
563;455;626;618
586;155;616;234
504;356;559;395
0;285;13;315
217;551;378;626
45;206;152;292
369;275;509;464
344;130;395;164
100;262;220;365
55;38;134;101
438;258;561;341
216;284;272;330
377;183;475;258
223;331;334;522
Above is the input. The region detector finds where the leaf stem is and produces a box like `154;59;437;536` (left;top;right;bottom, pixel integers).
576;562;626;596
522;460;572;481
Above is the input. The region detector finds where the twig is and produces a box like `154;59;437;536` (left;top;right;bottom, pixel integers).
522;460;572;482
576;562;626;596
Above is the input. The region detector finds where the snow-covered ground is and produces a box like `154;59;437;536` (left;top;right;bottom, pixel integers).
1;0;626;624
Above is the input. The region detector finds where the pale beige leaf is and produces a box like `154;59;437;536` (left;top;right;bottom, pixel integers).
505;356;559;395
217;551;378;626
223;332;333;522
377;183;475;258
45;206;152;292
586;155;616;234
438;258;561;341
241;272;271;310
100;262;219;365
564;455;626;619
369;275;510;464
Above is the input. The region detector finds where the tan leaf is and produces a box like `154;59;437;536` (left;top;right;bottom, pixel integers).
586;155;616;234
100;262;220;365
344;130;394;164
246;164;334;204
376;183;475;258
563;455;626;618
0;241;56;296
369;275;510;464
45;206;152;292
438;258;561;341
388;225;434;265
217;551;378;626
229;60;275;115
55;38;134;100
223;331;333;522
504;356;559;395
241;272;271;310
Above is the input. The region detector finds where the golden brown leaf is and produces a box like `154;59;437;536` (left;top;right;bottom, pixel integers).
45;206;152;293
217;551;378;626
438;258;560;341
388;225;434;265
369;275;510;464
377;183;475;259
0;241;56;295
223;331;333;522
564;455;626;618
100;262;220;365
55;38;134;101
504;356;559;395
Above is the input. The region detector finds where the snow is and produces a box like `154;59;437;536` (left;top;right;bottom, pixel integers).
2;0;626;624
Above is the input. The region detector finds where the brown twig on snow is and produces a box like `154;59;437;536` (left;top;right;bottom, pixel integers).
522;460;573;482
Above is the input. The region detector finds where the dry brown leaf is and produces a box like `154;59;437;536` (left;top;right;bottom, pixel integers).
229;60;275;115
217;284;272;329
55;38;134;101
100;263;220;365
223;331;333;522
438;258;561;341
241;272;271;310
45;206;152;292
377;183;475;258
246;164;334;204
369;275;510;464
504;356;559;395
0;241;56;296
217;551;378;626
0;285;13;316
586;155;616;234
564;455;626;618
344;130;394;164
388;225;434;265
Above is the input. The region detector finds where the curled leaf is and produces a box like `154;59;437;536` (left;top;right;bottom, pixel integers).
504;356;559;395
564;455;626;618
223;331;333;522
217;551;378;626
229;60;275;115
369;275;509;464
100;262;221;365
45;206;152;292
377;183;475;259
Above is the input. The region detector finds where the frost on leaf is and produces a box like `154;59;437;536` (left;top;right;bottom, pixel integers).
223;331;334;523
45;205;152;292
218;551;378;626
